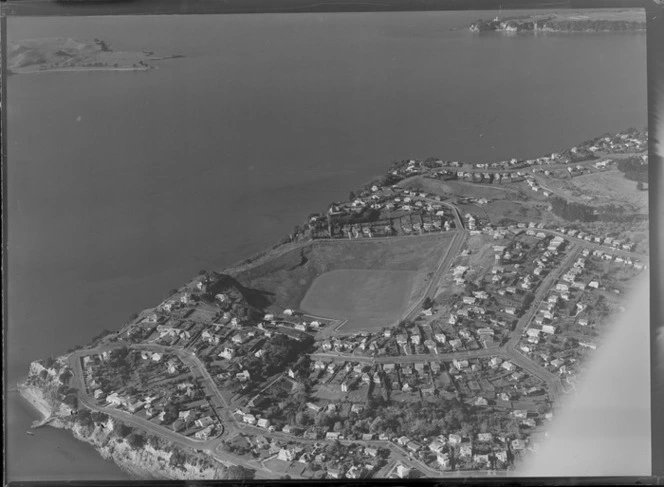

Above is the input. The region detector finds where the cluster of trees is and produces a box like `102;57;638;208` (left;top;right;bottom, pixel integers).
240;334;314;381
331;206;382;225
617;156;648;183
550;197;597;222
74;409;108;435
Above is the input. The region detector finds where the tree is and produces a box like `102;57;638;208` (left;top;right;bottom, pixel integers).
113;421;133;438
127;432;146;449
147;435;162;449
224;465;255;480
77;408;93;428
295;412;309;427
91;411;108;424
169;448;187;469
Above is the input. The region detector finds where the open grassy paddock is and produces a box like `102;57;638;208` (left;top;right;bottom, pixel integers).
300;269;417;331
231;233;456;319
561;169;648;213
400;176;518;201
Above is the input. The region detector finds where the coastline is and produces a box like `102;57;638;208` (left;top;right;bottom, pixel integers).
17;382;54;426
9;65;155;76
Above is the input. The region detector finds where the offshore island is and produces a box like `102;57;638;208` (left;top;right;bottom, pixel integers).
19;127;649;480
7;37;183;75
469;9;645;33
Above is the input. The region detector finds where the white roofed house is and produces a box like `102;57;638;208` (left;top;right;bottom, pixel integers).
448;433;462;446
167;359;180;375
195;425;214;440
511;439;526;451
437;452;451;469
231;372;250;386
501;361;516;372
453;359;469;370
242;413;257;425
219;347;234;360
195;416;215;429
477;432;493;442
459;443;473;458
424;339;438;354
429;438;447;454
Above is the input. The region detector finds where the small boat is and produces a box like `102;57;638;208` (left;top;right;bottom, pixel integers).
26;431;35;436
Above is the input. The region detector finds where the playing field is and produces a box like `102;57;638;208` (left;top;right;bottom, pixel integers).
300;269;417;332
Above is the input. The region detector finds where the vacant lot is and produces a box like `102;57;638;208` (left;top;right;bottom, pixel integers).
547;9;645;22
301;269;417;331
567;170;648;213
400;176;517;201
232;234;455;312
459;200;550;226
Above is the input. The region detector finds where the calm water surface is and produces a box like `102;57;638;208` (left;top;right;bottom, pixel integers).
6;12;646;480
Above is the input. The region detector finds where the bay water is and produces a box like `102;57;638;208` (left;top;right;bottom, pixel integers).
6;11;646;480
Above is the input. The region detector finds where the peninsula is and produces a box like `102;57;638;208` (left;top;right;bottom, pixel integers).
19;128;648;480
7;37;183;75
469;9;646;33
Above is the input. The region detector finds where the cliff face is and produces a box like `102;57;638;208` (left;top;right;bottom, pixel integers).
20;363;225;480
67;422;223;480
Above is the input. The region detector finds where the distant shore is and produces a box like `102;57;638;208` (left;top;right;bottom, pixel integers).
469;10;646;34
10;65;155;76
8;37;183;76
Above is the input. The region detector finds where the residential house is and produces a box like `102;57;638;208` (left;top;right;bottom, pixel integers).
396;464;411;479
459;443;473;458
501;361;516;372
218;347;234;360
511;439;526;451
448;434;462;446
429;438;446;454
397;436;410;446
307;402;322;413
195;416;215;429
242;414;257;425
195;425;214;440
437;453;451;469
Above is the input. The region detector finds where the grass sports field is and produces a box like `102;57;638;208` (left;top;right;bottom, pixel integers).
232;234;455;313
300;269;417;331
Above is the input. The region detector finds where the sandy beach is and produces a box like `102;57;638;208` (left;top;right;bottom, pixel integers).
17;382;53;426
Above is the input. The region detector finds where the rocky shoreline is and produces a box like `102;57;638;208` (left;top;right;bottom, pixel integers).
18;375;225;480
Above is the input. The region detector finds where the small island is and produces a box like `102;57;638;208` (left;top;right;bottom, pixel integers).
7;37;183;75
469;9;646;34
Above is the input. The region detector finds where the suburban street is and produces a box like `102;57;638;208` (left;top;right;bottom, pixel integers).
61;192;634;479
401;229;468;325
